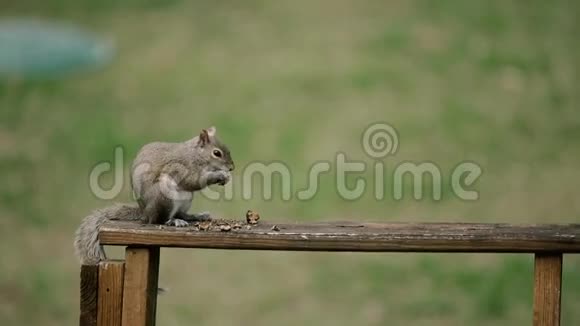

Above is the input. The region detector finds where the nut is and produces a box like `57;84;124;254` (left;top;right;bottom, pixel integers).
199;221;211;231
246;210;260;225
220;224;232;232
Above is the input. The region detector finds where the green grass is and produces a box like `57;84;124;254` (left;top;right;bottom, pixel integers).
1;0;580;325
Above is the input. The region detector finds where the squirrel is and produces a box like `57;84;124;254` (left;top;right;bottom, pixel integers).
74;126;234;265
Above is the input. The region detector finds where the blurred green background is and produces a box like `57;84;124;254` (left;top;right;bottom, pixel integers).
1;0;579;325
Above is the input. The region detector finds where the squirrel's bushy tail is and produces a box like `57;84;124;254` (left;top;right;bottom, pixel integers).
74;203;141;265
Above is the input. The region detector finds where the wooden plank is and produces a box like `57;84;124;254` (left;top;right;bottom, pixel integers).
533;253;562;326
99;221;580;253
80;265;99;326
121;247;160;326
97;261;125;326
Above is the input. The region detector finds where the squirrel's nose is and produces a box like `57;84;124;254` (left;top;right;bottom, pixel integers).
228;163;235;171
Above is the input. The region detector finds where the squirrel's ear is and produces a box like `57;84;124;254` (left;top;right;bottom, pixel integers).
206;126;216;137
199;129;210;147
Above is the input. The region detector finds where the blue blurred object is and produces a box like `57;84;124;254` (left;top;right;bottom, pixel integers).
0;19;114;79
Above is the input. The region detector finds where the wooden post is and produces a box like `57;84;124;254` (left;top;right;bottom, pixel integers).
533;253;563;326
97;261;125;326
80;265;99;326
121;247;160;326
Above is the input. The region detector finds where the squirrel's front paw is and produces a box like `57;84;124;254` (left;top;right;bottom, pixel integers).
202;170;231;186
165;218;189;227
215;171;231;186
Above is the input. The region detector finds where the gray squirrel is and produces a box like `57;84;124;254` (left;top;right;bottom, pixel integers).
74;126;234;265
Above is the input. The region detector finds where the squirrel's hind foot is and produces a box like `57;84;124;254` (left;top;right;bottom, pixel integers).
165;218;189;227
190;211;211;221
178;211;212;222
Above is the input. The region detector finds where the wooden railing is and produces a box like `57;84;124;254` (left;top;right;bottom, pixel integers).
79;221;580;326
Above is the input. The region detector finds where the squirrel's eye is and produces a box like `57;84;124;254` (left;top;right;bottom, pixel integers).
212;149;223;158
